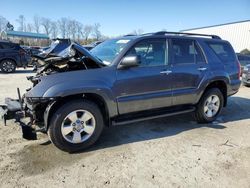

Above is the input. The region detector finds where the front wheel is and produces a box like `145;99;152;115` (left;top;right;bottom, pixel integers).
195;88;224;123
0;59;16;73
48;100;104;152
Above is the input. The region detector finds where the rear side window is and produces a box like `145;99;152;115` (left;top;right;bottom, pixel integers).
0;43;15;49
171;39;205;64
206;42;236;63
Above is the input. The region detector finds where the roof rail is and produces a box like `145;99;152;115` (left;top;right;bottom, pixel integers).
123;34;136;37
154;31;221;39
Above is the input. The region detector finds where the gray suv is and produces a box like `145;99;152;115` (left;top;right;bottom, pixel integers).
0;32;241;152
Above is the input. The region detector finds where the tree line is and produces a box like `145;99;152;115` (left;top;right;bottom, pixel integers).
0;15;103;43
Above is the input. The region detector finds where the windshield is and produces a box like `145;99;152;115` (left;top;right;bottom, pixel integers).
90;39;130;65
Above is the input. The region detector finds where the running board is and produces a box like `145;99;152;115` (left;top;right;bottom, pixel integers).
112;106;196;126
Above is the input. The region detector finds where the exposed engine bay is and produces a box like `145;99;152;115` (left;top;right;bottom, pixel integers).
29;42;105;85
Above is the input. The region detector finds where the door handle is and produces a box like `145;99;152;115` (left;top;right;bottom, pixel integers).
160;70;172;75
197;67;207;71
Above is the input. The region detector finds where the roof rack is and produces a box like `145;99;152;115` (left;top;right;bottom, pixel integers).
123;34;137;37
154;31;221;39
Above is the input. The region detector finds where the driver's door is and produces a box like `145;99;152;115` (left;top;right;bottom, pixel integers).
113;38;172;114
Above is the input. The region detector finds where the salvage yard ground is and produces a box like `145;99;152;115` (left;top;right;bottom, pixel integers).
0;68;250;188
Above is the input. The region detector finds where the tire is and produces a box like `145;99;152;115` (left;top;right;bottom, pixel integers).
48;99;104;152
0;59;16;73
195;88;224;123
243;82;250;87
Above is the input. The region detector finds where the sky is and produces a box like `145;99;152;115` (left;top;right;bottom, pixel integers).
0;0;250;37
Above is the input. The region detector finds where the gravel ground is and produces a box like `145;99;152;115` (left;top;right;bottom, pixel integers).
0;68;250;188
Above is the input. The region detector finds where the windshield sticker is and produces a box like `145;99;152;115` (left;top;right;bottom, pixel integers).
116;40;130;44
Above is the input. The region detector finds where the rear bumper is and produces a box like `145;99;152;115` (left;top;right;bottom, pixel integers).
227;80;241;96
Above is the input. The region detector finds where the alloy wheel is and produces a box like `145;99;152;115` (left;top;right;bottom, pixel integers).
203;95;220;118
61;110;96;144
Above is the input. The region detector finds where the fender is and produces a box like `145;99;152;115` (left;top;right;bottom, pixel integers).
42;79;118;118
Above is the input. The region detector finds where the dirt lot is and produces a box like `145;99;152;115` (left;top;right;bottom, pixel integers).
0;69;250;188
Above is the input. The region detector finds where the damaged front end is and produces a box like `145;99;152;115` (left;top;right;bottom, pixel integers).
0;42;106;141
0;89;58;140
0;89;38;140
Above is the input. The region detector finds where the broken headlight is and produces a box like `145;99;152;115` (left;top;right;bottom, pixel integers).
26;97;56;104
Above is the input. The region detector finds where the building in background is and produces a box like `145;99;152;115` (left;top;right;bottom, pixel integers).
181;20;250;53
0;30;49;46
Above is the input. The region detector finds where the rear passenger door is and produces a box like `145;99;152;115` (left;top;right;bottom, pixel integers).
170;38;208;105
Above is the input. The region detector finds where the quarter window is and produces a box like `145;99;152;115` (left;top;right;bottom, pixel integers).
126;39;167;66
206;42;236;63
172;39;205;64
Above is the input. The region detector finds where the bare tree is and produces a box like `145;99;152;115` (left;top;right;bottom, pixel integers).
65;18;71;38
16;15;26;32
75;21;83;42
26;23;33;32
131;29;144;35
82;25;93;41
41;17;52;36
50;21;58;39
58;17;67;38
68;19;77;40
0;15;8;32
33;15;41;33
92;23;101;40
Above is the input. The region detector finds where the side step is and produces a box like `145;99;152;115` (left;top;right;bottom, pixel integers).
112;106;196;126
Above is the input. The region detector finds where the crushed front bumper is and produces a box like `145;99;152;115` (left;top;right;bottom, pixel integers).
0;98;37;140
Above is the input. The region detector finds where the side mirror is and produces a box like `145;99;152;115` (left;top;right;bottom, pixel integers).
118;55;140;69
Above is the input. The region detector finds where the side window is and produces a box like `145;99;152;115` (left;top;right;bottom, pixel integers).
126;39;167;66
172;39;205;64
206;42;236;63
1;43;14;49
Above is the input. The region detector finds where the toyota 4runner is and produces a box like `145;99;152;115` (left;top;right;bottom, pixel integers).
0;32;241;152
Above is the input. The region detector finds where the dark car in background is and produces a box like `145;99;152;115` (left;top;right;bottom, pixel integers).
0;40;31;73
237;53;250;75
242;64;250;86
22;46;42;56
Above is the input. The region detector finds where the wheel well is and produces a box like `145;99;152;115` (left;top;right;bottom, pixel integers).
46;93;110;130
204;81;227;106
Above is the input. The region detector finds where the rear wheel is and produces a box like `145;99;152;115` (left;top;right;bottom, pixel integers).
0;59;16;73
48;100;104;152
195;88;224;123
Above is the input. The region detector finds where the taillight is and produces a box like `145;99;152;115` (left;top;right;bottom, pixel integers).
237;60;241;79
